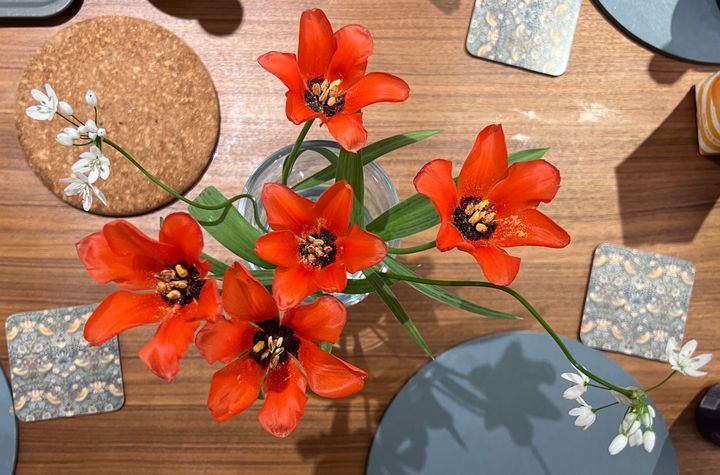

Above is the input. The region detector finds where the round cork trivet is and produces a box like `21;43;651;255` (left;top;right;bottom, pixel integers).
16;16;220;216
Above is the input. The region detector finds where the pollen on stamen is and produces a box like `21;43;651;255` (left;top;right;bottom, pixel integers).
453;196;498;240
305;77;345;117
299;229;337;268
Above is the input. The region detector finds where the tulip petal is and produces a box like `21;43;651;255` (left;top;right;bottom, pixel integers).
191;278;223;321
255;230;300;267
283;296;347;344
258;359;308;437
286;90;319;124
313;181;353;235
262;183;317;233
457;125;508;199
76;231;157;290
298;340;367;397
223;263;278;322
138;317;200;382
487;160;561;214
257;51;305;92
298;8;336;80
84;291;167;345
312;262;348;293
327;25;373;88
102;219;180;266
436;221;465;251
326;112;367;153
158;212;205;267
413;159;458;221
344;72;410;113
272;264;318;311
196;317;255;365
208;357;265;423
461;243;521;286
336;225;387;272
493;209;570;249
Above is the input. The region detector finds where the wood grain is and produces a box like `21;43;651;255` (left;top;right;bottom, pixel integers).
1;0;718;473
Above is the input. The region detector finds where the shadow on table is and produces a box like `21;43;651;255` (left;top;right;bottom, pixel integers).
0;0;83;27
615;89;720;246
647;54;717;86
147;0;242;36
429;0;461;14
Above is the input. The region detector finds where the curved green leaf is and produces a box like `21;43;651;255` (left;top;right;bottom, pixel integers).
189;187;274;269
293;129;442;192
382;257;521;320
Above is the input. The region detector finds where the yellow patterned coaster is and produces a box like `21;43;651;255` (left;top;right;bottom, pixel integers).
5;304;124;422
465;0;582;76
580;244;695;362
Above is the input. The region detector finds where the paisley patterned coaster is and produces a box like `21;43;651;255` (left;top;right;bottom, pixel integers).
580;244;695;362
5;304;124;422
466;0;582;76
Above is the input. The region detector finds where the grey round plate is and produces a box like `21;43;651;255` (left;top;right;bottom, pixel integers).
366;332;678;475
594;0;720;64
0;368;17;475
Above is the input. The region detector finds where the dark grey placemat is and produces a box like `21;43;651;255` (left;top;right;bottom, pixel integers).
0;366;17;475
581;244;694;362
0;0;74;18
367;332;678;475
5;304;124;422
594;0;720;64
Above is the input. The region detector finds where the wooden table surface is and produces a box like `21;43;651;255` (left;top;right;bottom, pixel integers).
1;0;719;473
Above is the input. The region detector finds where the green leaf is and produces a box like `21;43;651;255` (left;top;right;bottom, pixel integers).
366;148;551;241
201;252;230;276
319;341;333;353
363;268;434;358
382;257;521;320
293;129;442;192
249;269;274;286
335;148;365;226
305;147;338;166
189;187;274;269
508;148;549;164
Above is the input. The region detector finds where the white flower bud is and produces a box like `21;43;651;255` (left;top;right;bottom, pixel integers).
64;127;80;139
58;101;73;116
643;430;656;453
56;132;74;146
97;128;106;138
85;89;98;108
608;434;628;455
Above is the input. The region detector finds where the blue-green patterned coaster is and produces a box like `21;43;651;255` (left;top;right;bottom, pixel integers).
465;0;582;76
5;304;125;422
580;244;695;362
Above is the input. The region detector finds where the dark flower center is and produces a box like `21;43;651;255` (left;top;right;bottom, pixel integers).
155;262;204;305
453;196;497;240
251;318;300;369
305;77;345;117
299;229;337;268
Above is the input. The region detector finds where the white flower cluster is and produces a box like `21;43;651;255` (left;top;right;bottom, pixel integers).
562;338;711;456
25;84;109;211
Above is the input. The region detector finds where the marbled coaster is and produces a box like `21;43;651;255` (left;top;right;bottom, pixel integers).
5;304;124;422
466;0;582;76
580;244;695;362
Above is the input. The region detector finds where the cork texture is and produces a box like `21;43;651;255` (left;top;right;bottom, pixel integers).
16;16;220;216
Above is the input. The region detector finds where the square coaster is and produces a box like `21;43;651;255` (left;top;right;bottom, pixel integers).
465;0;582;76
580;244;695;362
5;304;125;422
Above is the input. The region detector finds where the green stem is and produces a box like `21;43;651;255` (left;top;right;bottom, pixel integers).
102;137;267;230
56;112;80;127
593;401;619;412
281;119;315;185
645;371;676;393
377;271;635;398
388;240;436;255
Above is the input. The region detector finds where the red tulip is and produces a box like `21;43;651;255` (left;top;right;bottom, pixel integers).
258;8;410;152
77;212;221;382
414;125;570;286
